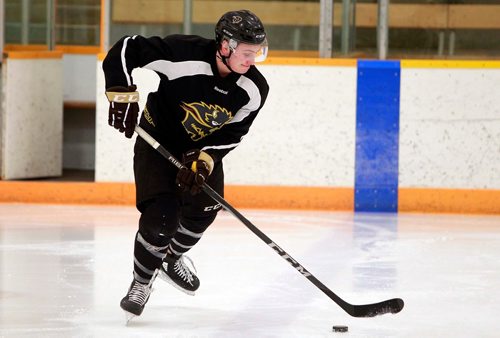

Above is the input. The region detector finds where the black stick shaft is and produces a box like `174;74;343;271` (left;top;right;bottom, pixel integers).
134;126;404;317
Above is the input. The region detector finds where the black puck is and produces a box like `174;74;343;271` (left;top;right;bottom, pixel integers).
332;325;348;333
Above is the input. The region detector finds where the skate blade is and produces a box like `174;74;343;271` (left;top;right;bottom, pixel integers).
159;271;196;296
124;311;137;325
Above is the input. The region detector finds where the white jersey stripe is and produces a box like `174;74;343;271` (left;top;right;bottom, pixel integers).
229;75;261;124
123;103;130;128
143;60;213;80
202;141;241;152
120;35;137;86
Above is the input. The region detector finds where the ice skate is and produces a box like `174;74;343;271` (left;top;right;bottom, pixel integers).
120;271;157;323
159;254;199;295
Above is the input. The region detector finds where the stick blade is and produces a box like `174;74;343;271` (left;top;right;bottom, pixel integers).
351;298;404;318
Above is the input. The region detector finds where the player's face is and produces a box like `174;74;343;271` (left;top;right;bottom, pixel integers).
227;42;267;74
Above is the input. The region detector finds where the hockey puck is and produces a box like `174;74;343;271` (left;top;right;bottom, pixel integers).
332;325;348;333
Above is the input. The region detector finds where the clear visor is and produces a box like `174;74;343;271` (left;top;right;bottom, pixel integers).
254;40;268;63
229;38;269;63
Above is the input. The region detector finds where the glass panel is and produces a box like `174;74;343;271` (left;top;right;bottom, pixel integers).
106;0;500;59
56;0;100;46
353;0;500;59
5;0;48;45
108;0;322;56
30;0;48;44
4;0;100;47
109;0;182;43
4;0;22;44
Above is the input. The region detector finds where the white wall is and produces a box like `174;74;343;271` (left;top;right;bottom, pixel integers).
63;54;97;103
61;54;99;171
399;68;500;189
95;64;160;182
95;60;500;191
223;65;357;186
1;55;63;179
94;61;357;184
63;108;95;170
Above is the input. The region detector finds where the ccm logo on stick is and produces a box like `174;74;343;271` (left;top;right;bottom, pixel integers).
268;242;311;277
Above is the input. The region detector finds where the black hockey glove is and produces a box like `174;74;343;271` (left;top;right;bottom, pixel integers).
105;85;139;138
176;150;214;195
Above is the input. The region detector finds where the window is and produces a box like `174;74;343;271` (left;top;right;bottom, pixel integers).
5;0;100;48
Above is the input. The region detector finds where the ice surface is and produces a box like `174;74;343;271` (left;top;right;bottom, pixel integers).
0;204;499;337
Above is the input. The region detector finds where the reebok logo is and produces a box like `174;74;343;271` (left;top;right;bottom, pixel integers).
214;86;228;95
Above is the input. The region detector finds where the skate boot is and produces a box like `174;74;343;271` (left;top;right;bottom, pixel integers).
120;272;157;323
159;254;199;295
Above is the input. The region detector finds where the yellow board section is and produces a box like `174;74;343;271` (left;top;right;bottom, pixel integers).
263;57;356;67
402;60;500;68
98;52;356;66
56;45;100;54
4;51;63;59
5;45;99;55
4;44;48;51
96;52;500;70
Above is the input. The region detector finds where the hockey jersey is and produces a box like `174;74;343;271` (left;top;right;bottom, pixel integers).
102;34;269;163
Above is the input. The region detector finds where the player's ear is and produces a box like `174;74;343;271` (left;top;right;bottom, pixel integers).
220;40;230;57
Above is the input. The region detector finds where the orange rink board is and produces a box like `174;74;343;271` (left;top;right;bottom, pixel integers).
0;181;498;214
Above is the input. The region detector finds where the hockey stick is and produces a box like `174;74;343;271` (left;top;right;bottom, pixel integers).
135;125;404;318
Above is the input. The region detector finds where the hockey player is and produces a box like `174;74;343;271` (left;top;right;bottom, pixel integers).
102;10;269;320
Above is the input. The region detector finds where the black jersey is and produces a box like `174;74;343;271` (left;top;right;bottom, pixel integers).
103;34;269;162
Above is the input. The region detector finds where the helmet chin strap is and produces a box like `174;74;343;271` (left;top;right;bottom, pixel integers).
217;48;235;73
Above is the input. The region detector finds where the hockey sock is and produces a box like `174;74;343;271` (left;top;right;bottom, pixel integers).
133;231;169;283
167;223;204;257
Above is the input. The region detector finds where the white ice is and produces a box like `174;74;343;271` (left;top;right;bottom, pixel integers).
0;203;499;337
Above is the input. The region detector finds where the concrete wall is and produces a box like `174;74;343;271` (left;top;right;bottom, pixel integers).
223;64;357;187
63;54;97;103
95;65;160;182
399;64;500;189
1;52;63;179
62;54;98;171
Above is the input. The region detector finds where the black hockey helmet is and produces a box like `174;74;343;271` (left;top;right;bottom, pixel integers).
215;10;267;46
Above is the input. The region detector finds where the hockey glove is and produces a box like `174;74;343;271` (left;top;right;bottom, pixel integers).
176;150;214;195
105;85;139;138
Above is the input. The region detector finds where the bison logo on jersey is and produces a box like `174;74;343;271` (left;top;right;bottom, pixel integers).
180;102;233;141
